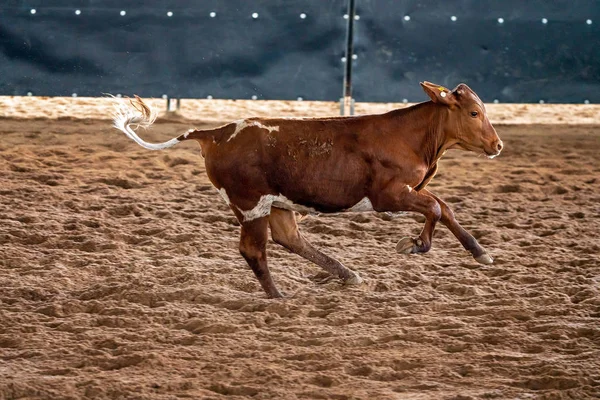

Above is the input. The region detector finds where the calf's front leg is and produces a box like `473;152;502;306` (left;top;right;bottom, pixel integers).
419;189;493;265
373;181;442;254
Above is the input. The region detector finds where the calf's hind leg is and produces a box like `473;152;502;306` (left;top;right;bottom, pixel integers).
238;216;283;298
269;208;362;285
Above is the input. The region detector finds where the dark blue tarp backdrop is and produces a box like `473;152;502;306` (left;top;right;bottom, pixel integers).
1;0;599;103
352;0;600;103
0;0;347;100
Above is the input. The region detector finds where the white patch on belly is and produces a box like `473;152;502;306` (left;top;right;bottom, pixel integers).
407;185;413;193
384;211;408;218
345;197;374;212
238;194;278;221
272;197;318;215
227;120;280;142
238;194;317;221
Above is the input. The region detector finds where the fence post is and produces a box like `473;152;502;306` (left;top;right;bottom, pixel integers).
166;97;181;113
341;0;356;115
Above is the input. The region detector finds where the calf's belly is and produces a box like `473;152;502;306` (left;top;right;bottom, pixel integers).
205;139;372;215
267;157;370;213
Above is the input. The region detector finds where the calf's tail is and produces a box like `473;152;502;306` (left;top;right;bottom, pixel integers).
112;95;193;150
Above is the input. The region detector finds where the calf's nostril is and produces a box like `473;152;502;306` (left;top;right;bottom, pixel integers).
497;142;503;152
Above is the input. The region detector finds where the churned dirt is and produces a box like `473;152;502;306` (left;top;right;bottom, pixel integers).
1;97;599;399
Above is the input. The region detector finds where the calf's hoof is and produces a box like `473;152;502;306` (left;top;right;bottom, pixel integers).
344;272;363;285
267;289;285;299
396;237;415;254
396;237;424;254
474;252;494;265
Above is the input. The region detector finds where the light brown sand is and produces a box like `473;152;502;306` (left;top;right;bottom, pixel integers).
0;98;599;399
0;95;598;124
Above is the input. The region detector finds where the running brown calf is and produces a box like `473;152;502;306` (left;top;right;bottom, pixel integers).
113;82;503;298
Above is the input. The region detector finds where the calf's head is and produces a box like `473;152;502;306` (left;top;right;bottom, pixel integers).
421;81;503;158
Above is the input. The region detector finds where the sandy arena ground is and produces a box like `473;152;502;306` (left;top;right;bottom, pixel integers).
1;97;599;399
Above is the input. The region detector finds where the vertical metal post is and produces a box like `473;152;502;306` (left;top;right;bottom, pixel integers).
166;97;181;113
341;0;356;116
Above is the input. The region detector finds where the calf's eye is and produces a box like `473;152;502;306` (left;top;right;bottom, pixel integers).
470;111;479;117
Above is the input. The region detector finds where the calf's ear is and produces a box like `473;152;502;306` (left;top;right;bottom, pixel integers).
420;81;458;107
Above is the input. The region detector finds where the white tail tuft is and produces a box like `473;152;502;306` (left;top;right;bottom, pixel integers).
112;95;180;150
